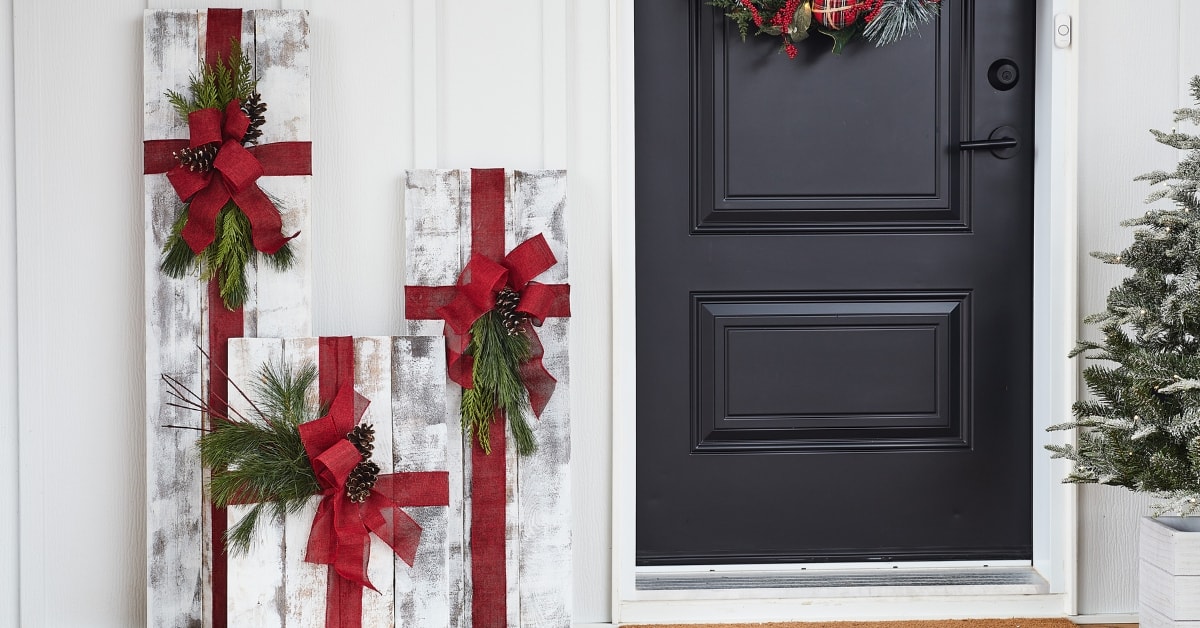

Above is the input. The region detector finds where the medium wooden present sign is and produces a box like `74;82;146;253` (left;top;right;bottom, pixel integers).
403;169;572;627
144;9;311;627
224;336;453;628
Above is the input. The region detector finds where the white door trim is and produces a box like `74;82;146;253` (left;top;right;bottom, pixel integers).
608;0;1081;622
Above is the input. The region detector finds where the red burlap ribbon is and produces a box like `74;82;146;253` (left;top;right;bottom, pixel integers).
300;336;450;628
404;168;570;627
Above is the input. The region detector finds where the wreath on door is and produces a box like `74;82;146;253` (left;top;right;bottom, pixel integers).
711;0;942;56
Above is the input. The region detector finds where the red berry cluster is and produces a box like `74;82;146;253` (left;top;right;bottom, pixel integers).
770;0;803;58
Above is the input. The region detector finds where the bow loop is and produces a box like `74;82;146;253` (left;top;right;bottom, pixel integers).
187;108;223;147
222;99;251;142
503;233;557;290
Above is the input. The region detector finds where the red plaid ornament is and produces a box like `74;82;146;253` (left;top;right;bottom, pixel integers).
812;0;864;30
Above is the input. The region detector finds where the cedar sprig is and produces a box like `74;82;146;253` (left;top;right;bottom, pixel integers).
197;360;323;554
166;39;256;117
159;201;296;311
461;310;537;456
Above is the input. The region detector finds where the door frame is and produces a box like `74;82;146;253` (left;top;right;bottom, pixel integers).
609;0;1082;622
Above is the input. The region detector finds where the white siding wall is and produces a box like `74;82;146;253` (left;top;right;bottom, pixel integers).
5;0;610;625
1076;0;1200;615
5;0;1200;624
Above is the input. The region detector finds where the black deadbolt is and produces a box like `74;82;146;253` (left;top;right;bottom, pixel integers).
988;58;1019;91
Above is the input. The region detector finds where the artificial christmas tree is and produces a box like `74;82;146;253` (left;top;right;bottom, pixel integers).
1049;76;1200;514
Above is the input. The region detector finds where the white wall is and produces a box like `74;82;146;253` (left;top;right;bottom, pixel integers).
8;0;611;625
1075;0;1200;615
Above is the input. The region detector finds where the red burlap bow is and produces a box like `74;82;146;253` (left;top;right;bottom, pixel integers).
299;336;450;628
144;99;306;255
433;234;565;416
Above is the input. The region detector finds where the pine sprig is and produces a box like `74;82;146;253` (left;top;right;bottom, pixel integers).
1049;75;1200;515
461;310;537;456
198;360;322;554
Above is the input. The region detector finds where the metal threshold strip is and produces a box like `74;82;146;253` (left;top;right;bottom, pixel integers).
636;566;1049;598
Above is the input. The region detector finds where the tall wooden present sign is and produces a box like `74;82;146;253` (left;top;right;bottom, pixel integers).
143;9;311;627
404;169;572;627
225;336;452;627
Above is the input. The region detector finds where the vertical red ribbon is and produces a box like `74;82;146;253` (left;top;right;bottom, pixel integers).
316;336;363;628
467;169;508;627
202;10;244;628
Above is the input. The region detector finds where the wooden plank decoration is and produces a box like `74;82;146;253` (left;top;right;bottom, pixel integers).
143;9;311;627
403;169;572;627
225;336;453;628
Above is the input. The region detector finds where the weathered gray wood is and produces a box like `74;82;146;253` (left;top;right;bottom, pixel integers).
144;10;312;627
404;169;469;628
143;11;205;628
226;337;451;627
392;336;451;627
511;171;572;627
403;169;572;627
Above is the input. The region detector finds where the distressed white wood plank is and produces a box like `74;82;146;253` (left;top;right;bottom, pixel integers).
404;169;572;627
279;337;324;628
226;338;287;628
143;11;207;628
252;9;313;340
392;336;452;628
355;337;398;625
512;171;572;627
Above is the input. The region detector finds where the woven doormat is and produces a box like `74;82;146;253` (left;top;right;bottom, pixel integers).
632;620;1080;628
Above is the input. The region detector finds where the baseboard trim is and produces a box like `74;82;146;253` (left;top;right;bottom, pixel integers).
617;593;1068;624
1068;613;1138;625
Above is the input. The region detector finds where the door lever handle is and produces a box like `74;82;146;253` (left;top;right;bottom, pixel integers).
959;138;1017;150
958;126;1019;159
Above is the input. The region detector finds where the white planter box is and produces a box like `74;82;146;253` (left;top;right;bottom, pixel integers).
1141;516;1200;627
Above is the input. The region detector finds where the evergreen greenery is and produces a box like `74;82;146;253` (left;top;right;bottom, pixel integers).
462;310;538;456
1048;76;1200;516
198;360;322;554
159;39;294;311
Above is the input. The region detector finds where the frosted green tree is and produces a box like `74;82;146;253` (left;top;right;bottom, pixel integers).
1049;77;1200;515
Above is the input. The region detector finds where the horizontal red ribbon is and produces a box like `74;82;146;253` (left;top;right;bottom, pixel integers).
301;336;450;628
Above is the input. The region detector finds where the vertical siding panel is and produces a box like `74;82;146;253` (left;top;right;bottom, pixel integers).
1076;0;1182;614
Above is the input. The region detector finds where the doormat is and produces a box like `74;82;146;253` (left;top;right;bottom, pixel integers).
629;620;1090;628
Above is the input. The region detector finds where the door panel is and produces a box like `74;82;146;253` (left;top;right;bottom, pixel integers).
636;1;1034;565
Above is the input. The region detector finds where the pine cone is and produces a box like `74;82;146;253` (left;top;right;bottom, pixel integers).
173;142;219;172
345;460;380;503
495;287;527;336
347;423;376;459
240;92;267;145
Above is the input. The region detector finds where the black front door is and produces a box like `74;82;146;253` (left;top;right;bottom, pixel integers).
636;1;1034;565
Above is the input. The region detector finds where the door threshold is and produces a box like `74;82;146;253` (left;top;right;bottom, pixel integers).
635;565;1049;599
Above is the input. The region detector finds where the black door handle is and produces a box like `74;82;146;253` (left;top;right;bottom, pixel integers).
958;125;1019;159
959;138;1018;150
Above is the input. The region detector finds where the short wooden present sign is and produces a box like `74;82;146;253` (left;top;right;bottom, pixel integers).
143;9;312;628
226;336;453;628
1141;516;1200;627
404;169;572;627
